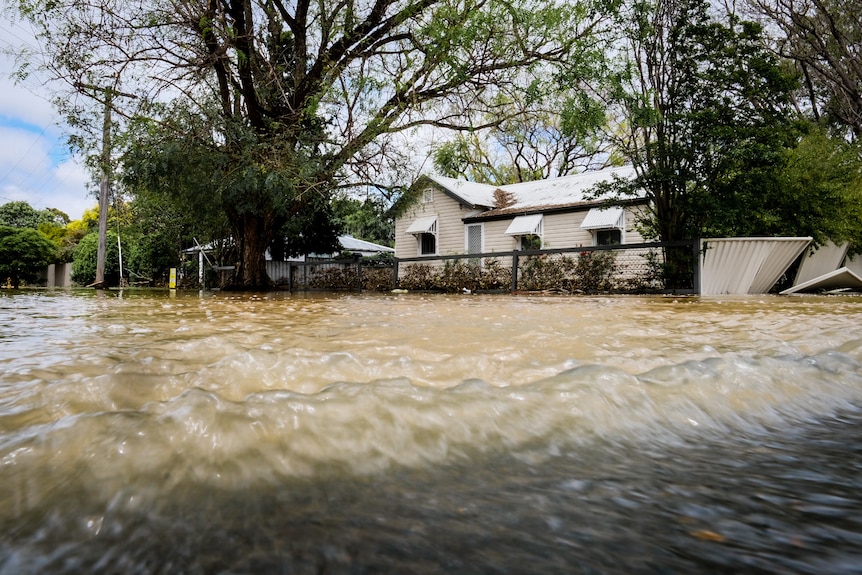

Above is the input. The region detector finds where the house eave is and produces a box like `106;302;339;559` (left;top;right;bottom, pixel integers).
463;197;647;223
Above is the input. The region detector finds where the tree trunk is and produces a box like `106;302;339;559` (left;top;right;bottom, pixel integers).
231;212;278;290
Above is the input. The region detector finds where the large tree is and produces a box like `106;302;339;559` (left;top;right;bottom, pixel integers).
599;0;799;245
14;0;614;288
0;201;66;230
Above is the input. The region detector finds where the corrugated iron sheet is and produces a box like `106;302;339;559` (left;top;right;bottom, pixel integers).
580;207;624;230
700;238;811;295
793;241;849;286
504;214;544;235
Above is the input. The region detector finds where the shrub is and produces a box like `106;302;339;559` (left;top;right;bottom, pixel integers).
71;231;122;286
398;263;439;290
519;254;577;291
573;250;616;292
397;259;508;292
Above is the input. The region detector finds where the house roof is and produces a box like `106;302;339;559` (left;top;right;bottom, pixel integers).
338;235;394;254
425;175;499;208
424;165;639;217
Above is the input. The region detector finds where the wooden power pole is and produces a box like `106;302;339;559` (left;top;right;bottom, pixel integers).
93;93;112;289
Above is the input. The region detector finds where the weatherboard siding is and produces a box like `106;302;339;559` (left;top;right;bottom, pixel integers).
395;181;648;258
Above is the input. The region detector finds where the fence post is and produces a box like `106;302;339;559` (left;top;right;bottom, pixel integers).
692;238;701;294
392;259;399;288
354;254;362;292
511;250;519;292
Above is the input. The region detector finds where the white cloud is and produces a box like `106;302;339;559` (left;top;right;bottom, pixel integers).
0;15;95;220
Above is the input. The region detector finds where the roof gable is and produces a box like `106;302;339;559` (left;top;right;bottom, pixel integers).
424;174;499;208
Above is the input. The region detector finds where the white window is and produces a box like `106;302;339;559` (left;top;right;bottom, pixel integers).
466;224;483;254
422;189;434;203
406;216;438;255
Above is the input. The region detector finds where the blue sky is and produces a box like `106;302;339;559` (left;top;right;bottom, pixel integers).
0;16;93;221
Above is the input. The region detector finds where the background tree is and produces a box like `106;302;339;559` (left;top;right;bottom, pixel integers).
16;0;615;289
431;81;612;185
599;0;799;245
746;0;862;139
0;201;65;229
71;230;122;287
0;226;58;288
767;128;862;247
331;195;394;247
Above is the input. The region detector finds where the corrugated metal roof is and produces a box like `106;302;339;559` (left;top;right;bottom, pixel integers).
498;166;637;212
338;235;394;253
426;175;498;207
504;214;543;235
700;237;811;295
426;166;638;214
580;206;624;230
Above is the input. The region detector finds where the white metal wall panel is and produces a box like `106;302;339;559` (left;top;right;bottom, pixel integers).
793;241;849;286
749;239;812;293
846;253;862;277
700;238;811;295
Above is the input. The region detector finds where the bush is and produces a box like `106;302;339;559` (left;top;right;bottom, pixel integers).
517;251;617;292
573;250;616;292
362;267;395;291
519;254;577;291
398;263;439;290
398;259;508;292
0;226;58;288
72;231;122;286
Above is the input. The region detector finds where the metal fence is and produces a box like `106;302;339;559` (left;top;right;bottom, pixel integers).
259;240;699;294
394;240;699;294
266;257;395;292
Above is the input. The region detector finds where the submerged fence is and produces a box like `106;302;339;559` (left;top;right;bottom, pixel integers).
227;241;700;294
394;240;700;294
266;257;394;292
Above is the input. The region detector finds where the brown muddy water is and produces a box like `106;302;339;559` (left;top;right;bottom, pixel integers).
2;290;862;574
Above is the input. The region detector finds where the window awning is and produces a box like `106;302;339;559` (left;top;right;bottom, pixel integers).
504;214;543;236
405;216;438;234
580;207;624;230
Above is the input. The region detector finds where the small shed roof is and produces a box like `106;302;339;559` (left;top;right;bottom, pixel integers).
338;235;394;254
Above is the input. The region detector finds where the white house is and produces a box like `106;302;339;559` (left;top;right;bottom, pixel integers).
395;166;647;259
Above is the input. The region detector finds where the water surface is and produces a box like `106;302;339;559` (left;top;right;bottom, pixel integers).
2;290;862;573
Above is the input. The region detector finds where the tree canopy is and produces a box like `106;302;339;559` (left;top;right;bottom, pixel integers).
15;0;615;288
747;0;862;139
596;0;800;246
0;226;58;288
0;201;67;230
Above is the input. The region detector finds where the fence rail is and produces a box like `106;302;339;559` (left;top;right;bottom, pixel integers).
394;240;699;294
266;257;395;292
257;240;699;294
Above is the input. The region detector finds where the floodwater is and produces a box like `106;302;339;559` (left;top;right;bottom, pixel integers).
2;290;862;574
